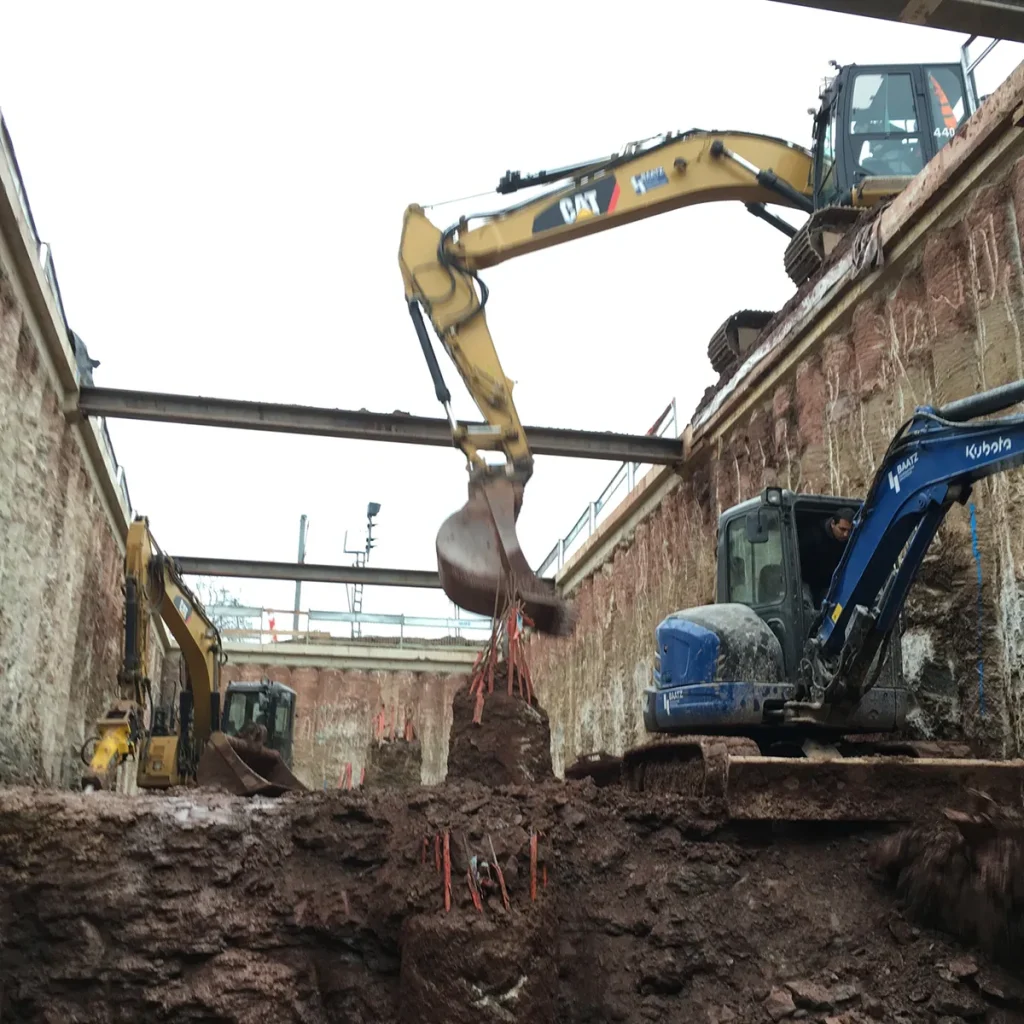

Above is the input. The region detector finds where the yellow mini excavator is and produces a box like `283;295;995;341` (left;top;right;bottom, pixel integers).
400;58;977;630
81;516;306;796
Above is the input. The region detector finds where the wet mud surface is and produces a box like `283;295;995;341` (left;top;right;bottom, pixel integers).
2;782;1024;1023
871;790;1024;973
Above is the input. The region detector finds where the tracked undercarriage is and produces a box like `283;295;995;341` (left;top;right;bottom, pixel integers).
568;735;1024;823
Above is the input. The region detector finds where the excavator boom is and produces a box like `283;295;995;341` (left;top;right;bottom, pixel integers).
799;379;1024;710
401;131;817;631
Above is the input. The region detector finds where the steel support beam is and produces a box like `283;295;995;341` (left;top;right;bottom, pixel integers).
765;0;1024;43
219;640;482;672
76;387;685;465
173;556;447;588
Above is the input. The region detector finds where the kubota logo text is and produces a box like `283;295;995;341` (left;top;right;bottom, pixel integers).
966;437;1012;461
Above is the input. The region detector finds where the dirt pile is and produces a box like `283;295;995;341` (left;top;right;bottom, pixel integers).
2;783;1024;1022
870;790;1024;969
447;685;553;786
363;739;422;789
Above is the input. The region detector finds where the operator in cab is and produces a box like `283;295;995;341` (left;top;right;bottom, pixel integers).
800;507;856;611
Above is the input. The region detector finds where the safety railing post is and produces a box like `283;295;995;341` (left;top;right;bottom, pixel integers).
535;399;675;573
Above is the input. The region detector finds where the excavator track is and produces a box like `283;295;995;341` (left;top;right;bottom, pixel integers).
784;205;862;286
568;736;1024;823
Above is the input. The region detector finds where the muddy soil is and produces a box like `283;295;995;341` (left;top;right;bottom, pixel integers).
1;782;1023;1023
447;686;553;786
363;739;422;789
871;790;1024;972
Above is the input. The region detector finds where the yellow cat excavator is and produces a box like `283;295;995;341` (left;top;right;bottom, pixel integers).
399;59;976;631
81;516;306;796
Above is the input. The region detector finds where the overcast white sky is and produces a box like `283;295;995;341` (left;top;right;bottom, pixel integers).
1;2;1021;636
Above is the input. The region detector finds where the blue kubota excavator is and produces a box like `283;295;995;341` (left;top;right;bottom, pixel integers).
568;379;1024;821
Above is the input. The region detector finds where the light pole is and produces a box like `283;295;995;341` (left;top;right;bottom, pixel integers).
292;514;309;634
344;502;381;638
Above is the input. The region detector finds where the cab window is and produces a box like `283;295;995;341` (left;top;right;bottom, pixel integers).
849;71;924;179
222;692;267;735
726;508;786;606
850;72;918;134
224;693;250;734
817;104;839;198
926;67;967;148
274;698;292;738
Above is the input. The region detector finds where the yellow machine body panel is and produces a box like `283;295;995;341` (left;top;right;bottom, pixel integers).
137;735;184;789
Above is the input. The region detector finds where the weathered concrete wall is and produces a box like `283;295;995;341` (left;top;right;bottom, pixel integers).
0;257;152;785
220;659;466;788
530;71;1024;775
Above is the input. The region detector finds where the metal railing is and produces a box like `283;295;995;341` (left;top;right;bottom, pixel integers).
0;109;133;518
536;399;678;576
206;604;492;647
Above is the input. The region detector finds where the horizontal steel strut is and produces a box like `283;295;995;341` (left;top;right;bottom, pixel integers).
172;557;451;588
77;388;685;465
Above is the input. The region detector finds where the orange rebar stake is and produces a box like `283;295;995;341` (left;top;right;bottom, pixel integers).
434;832;441;873
467;870;483;912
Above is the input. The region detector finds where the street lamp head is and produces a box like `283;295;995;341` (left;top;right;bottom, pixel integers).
367;502;381;519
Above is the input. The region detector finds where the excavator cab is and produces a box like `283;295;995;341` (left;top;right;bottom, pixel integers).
196;679;305;796
717;488;901;698
644;487;905;735
219;680;296;762
813;62;972;209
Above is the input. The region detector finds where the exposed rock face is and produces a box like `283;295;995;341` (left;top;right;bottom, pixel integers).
0;256;153;788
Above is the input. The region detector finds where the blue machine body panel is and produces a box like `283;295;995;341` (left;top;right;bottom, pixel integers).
647;613;788;730
643;680;793;731
644;609;903;733
652;615;719;688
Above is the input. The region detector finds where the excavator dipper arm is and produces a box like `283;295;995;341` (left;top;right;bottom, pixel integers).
804;378;1024;707
400;131;815;631
83;517;222;788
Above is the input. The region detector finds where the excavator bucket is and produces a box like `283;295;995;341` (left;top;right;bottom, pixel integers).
436;476;574;636
196;732;307;797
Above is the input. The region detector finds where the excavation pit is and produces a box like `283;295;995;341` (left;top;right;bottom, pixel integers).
3;784;1024;1022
